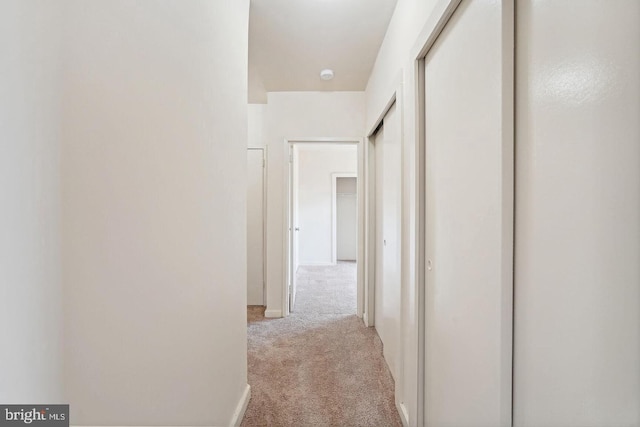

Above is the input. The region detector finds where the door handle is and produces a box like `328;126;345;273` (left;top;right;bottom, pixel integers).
295;227;300;231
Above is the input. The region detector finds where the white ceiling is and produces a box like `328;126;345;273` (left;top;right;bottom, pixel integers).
248;0;398;102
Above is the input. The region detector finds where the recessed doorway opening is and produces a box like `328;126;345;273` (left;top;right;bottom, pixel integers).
284;140;363;316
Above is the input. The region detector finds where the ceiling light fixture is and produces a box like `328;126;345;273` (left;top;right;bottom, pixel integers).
320;69;334;81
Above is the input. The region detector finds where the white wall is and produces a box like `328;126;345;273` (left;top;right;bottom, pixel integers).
247;149;265;306
264;92;365;315
365;0;438;128
61;1;250;425
248;104;266;148
514;1;640;425
0;1;64;404
248;104;267;306
296;145;357;265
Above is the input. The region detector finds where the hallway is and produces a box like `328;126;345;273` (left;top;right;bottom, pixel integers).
4;2;638;425
242;263;402;427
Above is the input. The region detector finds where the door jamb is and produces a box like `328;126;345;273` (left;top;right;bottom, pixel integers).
363;135;377;329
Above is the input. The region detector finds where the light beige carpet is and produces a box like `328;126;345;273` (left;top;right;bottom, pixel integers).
241;262;402;427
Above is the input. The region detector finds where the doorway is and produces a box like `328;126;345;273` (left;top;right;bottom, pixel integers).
284;140;364;316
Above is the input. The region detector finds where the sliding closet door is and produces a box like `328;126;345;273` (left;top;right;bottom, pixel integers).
514;1;640;425
375;102;402;381
423;1;513;425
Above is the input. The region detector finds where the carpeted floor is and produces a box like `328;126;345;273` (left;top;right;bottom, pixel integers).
241;262;402;427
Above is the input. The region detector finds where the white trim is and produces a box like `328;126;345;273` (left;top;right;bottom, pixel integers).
264;309;282;318
410;0;463;61
398;402;410;427
499;3;515;424
331;172;358;264
282;141;291;318
229;384;251;426
283;137;365;319
356;139;365;319
263;147;268;306
78;386;252;427
415;58;427;427
395;83;407;427
363;136;376;328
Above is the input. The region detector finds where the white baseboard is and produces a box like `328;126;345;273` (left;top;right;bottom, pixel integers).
72;386;252;427
229;384;251;426
264;308;282;318
397;402;409;427
299;262;334;266
363;312;374;327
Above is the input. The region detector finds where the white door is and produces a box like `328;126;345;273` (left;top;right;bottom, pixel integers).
288;145;297;312
423;0;513;425
247;149;265;305
514;1;640;425
375;102;402;381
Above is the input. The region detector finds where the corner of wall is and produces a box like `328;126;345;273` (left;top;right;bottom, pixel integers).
264;309;283;318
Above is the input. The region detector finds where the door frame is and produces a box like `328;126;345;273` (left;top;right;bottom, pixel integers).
363;134;377;329
247;147;267;306
409;0;514;425
282;137;365;318
364;89;402;330
364;85;406;422
332;173;358;264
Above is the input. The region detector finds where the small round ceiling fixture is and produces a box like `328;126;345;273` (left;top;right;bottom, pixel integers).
320;69;334;81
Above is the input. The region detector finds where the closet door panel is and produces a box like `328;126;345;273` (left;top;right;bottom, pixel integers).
424;0;514;425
